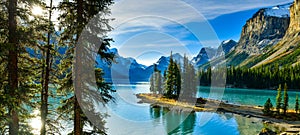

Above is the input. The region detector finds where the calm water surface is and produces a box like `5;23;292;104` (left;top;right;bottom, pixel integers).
104;84;297;135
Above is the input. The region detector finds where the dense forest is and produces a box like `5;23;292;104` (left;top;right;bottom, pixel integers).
198;64;300;90
0;0;115;134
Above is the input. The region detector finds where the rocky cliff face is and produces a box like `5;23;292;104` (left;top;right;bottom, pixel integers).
235;5;291;55
215;40;237;57
253;0;300;67
285;0;300;37
192;47;217;67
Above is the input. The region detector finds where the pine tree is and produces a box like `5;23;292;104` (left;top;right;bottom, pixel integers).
7;0;19;133
295;94;299;114
283;83;289;115
164;52;181;99
263;98;273;116
164;52;174;97
276;84;282;114
174;62;181;98
39;1;56;134
181;55;197;101
58;0;115;134
1;0;44;134
156;71;163;94
149;73;155;93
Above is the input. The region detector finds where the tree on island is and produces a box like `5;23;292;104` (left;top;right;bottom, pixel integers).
295;94;299;114
263;98;273;116
181;55;197;100
150;73;155;93
156;71;163;94
276;84;282;114
149;64;163;94
164;52;181;99
283;83;289;115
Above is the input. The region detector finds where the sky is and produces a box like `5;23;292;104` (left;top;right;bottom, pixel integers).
107;0;293;66
45;0;293;66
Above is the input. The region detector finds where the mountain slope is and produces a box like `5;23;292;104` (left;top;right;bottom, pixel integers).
252;0;300;67
192;47;217;67
215;40;238;57
225;3;291;67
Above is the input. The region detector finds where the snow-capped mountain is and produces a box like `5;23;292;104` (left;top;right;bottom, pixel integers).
96;49;186;83
264;3;291;18
146;53;184;75
96;48;149;83
192;47;217;67
215;40;237;57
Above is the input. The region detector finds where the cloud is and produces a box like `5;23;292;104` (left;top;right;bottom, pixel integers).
110;0;293;27
183;0;293;19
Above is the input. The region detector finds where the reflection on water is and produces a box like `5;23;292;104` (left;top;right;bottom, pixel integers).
105;84;266;135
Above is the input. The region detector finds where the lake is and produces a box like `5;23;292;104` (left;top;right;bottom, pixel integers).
104;84;300;135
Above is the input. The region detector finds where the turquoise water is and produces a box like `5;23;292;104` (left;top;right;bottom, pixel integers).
198;86;300;108
104;84;288;135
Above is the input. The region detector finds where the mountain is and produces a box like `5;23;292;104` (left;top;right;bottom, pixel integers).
146;53;184;75
96;48;150;83
96;49;185;83
215;40;238;57
192;47;217;67
251;0;300;67
221;3;292;67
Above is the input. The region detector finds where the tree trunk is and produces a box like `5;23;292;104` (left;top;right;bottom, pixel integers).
8;0;19;134
41;0;53;134
74;0;83;134
74;97;82;135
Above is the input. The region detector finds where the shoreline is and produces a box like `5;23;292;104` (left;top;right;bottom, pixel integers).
136;93;300;134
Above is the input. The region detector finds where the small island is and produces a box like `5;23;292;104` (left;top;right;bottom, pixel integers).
137;52;300;135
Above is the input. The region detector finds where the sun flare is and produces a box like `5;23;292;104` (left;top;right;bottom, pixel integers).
32;6;44;16
30;110;42;134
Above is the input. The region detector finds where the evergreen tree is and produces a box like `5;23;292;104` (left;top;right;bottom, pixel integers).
0;0;44;134
155;71;163;94
283;83;289;115
263;98;273;116
58;0;115;134
164;52;181;99
174;62;181;98
276;84;282;114
149;64;163;94
164;52;174;97
181;55;197;100
149;73;155;93
295;94;299;114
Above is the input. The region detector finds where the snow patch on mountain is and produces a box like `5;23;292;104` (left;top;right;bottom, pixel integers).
264;3;292;18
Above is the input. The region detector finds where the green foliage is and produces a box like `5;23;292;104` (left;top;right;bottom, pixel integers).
149;64;163;94
164;52;181;99
198;65;300;89
263;98;273;116
57;0;115;133
181;55;197;100
226;52;249;66
276;84;282;114
244;48;277;67
0;0;46;134
283;83;289;115
266;45;300;67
